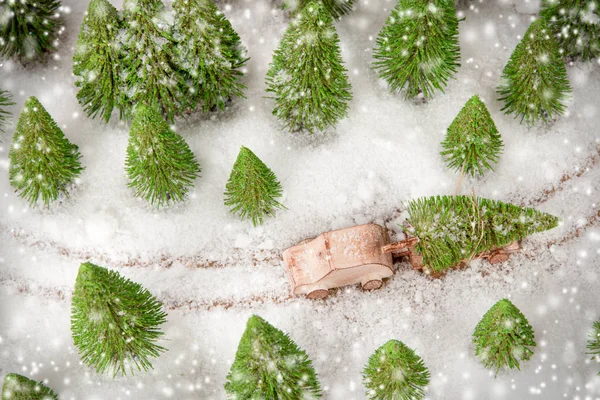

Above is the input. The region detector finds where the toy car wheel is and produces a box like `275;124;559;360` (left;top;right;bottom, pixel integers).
306;289;329;300
362;279;382;291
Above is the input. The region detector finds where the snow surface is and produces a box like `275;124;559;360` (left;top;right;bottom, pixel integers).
0;0;599;398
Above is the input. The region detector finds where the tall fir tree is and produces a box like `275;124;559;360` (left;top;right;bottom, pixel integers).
224;146;284;226
0;0;63;62
126;105;200;206
173;0;247;113
540;0;600;61
71;262;168;376
225;315;322;399
73;0;124;122
1;373;59;400
473;299;536;373
587;320;600;375
373;0;460;100
9;96;83;207
121;0;186;122
286;0;355;20
440;95;503;178
266;0;352;133
497;18;571;125
0;88;14;133
405;195;559;274
362;340;430;400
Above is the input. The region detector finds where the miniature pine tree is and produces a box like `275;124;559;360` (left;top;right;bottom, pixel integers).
0;88;14;133
286;0;355;20
266;0;352;133
1;373;59;400
9;96;83;207
125;105;200;206
73;0;124;122
587;320;600;375
405;195;559;274
540;0;600;61
362;340;430;400
225;315;322;399
121;0;186;122
440;95;503;178
71;262;168;376
473;299;536;373
173;0;247;113
497;18;571;125
373;0;460;100
224;146;284;226
0;0;62;62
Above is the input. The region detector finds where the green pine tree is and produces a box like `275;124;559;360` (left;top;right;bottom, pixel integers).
121;0;186;122
440;95;503;178
362;340;430;400
0;88;14;133
587;320;600;375
225;315;322;399
266;0;352;133
405;195;559;274
9;96;83;207
497;18;571;125
73;0;124;122
71;262;168;376
126;105;200;206
473;299;536;373
286;0;355;20
173;0;247;113
0;0;63;62
224;146;284;226
541;0;600;61
1;373;58;400
373;0;461;100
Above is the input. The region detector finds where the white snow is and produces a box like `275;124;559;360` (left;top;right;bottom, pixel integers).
0;0;599;398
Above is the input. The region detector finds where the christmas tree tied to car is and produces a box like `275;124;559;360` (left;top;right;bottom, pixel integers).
283;195;559;299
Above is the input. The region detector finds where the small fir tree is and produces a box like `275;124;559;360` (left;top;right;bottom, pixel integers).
0;0;63;62
224;146;284;226
73;0;124;122
0;88;14;133
173;0;247;113
126;105;200;206
71;262;168;376
9;96;83;207
405;195;559;274
373;0;460;100
587;320;600;375
440;95;503;178
1;373;58;400
266;0;352;133
362;340;430;400
540;0;600;61
121;0;186;122
225;315;322;399
497;18;571;125
473;299;536;373
285;0;355;20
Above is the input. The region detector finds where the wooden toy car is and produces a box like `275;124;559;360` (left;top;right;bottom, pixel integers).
283;223;520;299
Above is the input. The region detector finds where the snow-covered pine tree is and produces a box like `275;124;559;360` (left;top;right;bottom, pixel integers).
440;94;503;178
373;0;461;101
362;340;430;400
540;0;600;61
1;373;59;400
588;320;600;375
0;0;63;62
9;96;83;207
173;0;247;113
405;195;559;274
121;0;186;122
0;88;14;132
497;18;571;125
71;262;168;376
224;146;284;226
266;0;352;133
126;105;200;206
473;299;536;373
225;315;322;399
73;0;124;122
286;0;355;20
